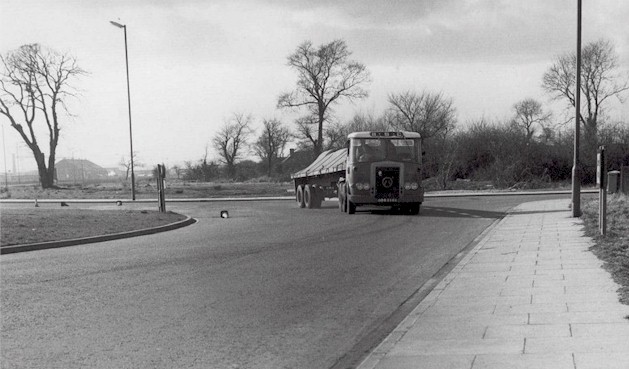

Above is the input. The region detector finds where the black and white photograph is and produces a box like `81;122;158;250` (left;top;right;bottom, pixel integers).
1;1;628;368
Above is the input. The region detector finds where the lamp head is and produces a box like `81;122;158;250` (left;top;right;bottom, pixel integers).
110;21;125;28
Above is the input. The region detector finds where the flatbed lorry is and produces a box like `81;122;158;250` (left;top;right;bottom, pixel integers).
291;131;424;214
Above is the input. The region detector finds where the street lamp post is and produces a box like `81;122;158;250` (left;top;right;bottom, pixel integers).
110;20;136;201
572;0;582;217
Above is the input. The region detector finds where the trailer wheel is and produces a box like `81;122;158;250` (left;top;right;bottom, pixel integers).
296;185;305;208
304;185;314;209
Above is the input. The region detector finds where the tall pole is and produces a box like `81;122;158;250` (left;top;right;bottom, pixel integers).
572;0;582;217
111;21;136;200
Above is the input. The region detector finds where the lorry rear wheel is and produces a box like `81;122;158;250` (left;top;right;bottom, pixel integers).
296;185;305;208
313;188;323;208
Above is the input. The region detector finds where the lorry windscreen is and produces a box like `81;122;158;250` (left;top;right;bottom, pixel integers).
350;138;419;163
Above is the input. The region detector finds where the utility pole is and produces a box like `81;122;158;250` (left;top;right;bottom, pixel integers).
572;0;582;217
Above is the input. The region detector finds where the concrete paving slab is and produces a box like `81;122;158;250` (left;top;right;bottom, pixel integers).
472;353;575;369
571;323;629;338
387;338;524;356
529;311;628;324
493;303;568;315
573;353;629;369
412;314;529;326
525;336;629;354
369;354;475;369
483;324;571;339
568;301;629;313
533;292;621;304
420;303;496;317
500;286;565;297
403;322;487;340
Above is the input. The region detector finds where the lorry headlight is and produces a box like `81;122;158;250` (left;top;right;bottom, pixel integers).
404;183;411;190
356;183;370;191
411;182;419;190
356;183;364;190
363;183;370;190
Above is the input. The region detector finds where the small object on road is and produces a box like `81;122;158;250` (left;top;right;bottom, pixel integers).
220;210;229;218
35;199;39;207
116;201;123;206
61;202;69;207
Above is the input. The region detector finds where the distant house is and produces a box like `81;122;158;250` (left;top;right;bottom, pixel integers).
277;149;315;178
55;159;108;182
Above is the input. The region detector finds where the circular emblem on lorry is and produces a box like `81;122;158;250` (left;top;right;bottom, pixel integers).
382;177;393;188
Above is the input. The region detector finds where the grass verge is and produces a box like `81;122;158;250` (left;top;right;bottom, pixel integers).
1;208;187;246
581;193;629;305
1;181;294;200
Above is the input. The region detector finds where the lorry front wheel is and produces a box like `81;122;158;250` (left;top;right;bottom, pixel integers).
338;183;347;212
347;199;356;214
343;184;355;214
296;185;305;208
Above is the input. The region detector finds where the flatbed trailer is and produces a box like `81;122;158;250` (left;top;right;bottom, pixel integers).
291;131;424;214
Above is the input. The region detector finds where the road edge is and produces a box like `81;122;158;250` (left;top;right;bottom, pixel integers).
0;215;197;255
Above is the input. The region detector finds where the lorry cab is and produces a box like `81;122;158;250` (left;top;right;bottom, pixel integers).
341;131;423;214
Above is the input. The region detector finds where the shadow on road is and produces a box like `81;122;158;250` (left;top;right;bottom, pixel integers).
421;206;505;219
508;209;568;216
314;203;507;219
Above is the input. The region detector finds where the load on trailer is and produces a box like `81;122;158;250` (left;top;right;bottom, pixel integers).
291;131;424;214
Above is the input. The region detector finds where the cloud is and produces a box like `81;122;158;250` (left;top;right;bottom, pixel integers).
263;0;628;66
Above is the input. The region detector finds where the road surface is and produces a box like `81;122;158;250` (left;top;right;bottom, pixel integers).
1;194;569;368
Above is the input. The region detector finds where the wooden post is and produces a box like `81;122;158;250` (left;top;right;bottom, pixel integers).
598;146;606;236
157;164;166;212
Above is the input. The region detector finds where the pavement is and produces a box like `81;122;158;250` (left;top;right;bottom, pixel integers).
358;199;629;369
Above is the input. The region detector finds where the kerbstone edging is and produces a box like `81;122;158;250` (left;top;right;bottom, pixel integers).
0;215;197;255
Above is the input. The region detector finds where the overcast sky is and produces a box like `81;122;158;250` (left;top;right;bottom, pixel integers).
1;0;628;172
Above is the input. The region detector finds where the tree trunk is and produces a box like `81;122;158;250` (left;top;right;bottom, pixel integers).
227;163;236;179
34;151;55;189
316;109;324;157
267;157;273;177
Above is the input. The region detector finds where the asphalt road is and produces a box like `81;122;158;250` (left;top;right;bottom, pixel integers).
1;194;570;369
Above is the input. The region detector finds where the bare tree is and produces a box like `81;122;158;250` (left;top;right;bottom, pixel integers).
277;39;370;156
388;90;457;143
542;39;629;142
0;44;86;188
510;98;551;142
253;118;291;177
325;111;394;150
119;151;143;180
171;165;183;179
293;114;319;151
212;113;252;178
